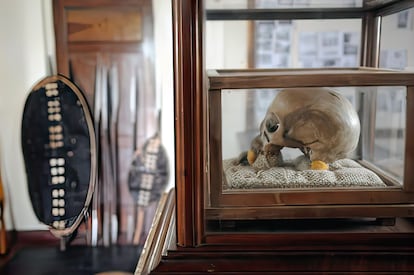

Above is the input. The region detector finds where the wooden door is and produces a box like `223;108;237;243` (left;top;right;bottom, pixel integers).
53;0;156;245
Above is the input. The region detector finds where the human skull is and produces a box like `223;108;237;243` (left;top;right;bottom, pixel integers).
257;87;360;166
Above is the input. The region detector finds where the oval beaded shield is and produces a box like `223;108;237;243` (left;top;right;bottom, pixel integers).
21;75;96;237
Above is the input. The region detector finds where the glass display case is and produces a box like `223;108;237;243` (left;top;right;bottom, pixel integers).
200;0;414;239
206;67;414;228
137;0;414;273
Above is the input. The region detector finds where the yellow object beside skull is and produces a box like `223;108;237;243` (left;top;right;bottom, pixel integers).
247;150;257;165
311;160;329;170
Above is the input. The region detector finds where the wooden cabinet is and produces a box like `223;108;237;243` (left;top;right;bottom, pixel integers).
138;0;414;274
206;68;414;222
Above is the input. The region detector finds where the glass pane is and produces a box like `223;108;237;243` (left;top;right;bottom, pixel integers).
206;19;361;69
218;86;405;190
370;87;406;181
379;7;414;70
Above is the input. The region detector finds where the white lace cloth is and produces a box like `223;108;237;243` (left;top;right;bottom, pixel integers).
223;157;386;189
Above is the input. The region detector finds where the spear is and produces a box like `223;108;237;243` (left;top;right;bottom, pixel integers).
126;70;138;243
109;65;119;244
0;167;7;254
100;66;113;247
91;62;103;246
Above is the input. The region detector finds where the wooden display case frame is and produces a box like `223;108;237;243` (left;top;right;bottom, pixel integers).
206;67;414;220
138;1;414;274
171;0;414;247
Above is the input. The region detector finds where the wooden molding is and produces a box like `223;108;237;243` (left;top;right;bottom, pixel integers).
135;190;175;275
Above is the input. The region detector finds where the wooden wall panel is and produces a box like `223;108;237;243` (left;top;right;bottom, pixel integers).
67;9;142;42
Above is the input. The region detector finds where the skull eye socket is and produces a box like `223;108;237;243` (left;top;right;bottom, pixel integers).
266;120;279;133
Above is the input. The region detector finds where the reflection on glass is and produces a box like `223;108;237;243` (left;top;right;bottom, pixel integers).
206;19;361;70
253;20;361;68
